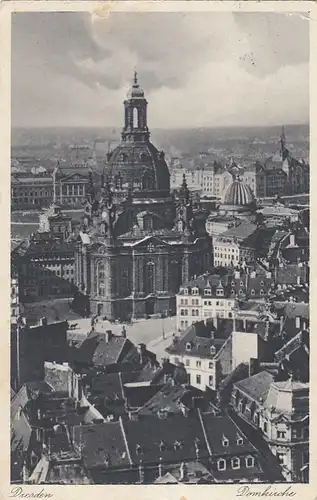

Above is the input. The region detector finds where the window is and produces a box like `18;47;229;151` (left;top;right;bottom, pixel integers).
222;436;229;447
251;289;255;295
186;342;192;351
276;452;286;465
260;289;265;296
209;375;214;386
217;459;226;471
185;359;190;367
231;457;240;470
180;299;184;305
245;456;255;468
180;309;185;316
277;431;286;439
192;309;196;316
237;436;243;446
196;361;201;368
209;362;213;369
196;375;201;385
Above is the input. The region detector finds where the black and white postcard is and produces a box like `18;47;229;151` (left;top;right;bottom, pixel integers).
2;1;315;498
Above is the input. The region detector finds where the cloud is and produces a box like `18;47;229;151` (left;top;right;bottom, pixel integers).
11;11;309;128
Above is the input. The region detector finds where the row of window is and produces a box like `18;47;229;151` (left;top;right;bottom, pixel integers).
179;298;199;306
217;456;255;471
180;309;200;316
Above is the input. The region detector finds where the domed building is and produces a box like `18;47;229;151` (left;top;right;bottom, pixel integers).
73;74;213;320
104;72;174;227
206;176;257;238
220;176;257;221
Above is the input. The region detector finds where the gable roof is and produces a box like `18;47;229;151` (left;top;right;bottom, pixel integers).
234;371;275;403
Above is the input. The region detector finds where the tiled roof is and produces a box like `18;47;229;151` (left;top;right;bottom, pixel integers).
166;321;226;359
234;371;275;403
123;412;209;465
138;383;205;416
73;422;130;468
217;222;257;242
201;413;256;456
74;333;134;369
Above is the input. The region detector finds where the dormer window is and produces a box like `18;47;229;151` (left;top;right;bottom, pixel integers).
237;435;243;446
159;440;166;452
240;281;244;287
204;288;212;296
186;342;192;352
251;289;255;295
231;281;236;286
222;435;229;447
184;288;188;295
231;457;240;470
192;287;199;295
260;280;264;286
174;440;182;450
216;288;224;296
245;456;255;468
136;444;142;455
217;458;226;471
260;289;265;296
210;345;216;356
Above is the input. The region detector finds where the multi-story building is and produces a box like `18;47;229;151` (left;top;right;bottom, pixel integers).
213;222;258;268
12;233;75;302
170;163;204;192
176;273;237;331
176;265;275;331
232;372;309;482
166;321;267;392
11;261;20;325
241;163;266;198
11;169;91;210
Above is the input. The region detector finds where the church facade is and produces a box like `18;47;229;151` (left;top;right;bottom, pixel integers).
74;74;213;320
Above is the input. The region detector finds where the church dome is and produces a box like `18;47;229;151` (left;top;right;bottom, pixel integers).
107;141;170;194
222;177;255;206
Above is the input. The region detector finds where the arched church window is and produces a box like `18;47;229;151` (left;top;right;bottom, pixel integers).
95;261;106;297
144;262;155;295
133;108;138;128
170;260;182;293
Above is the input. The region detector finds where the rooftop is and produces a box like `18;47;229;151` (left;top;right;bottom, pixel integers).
166;321;227;359
234;371;275;403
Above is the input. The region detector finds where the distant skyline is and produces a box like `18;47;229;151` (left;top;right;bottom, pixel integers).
12;12;309;129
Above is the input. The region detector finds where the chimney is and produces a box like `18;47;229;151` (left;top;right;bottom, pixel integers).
279;316;284;334
290;234;295;247
40;316;48;327
137;343;146;364
179;462;188;481
105;330;113;343
181;405;189;417
158;457;163;478
249;358;259;377
138;460;144;484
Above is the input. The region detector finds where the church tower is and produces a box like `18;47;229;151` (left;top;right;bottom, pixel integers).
122;71;150;143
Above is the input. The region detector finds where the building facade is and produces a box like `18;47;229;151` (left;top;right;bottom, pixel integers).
11;170;91;210
232;373;309;482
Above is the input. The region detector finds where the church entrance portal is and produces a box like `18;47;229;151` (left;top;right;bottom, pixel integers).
145;298;155;316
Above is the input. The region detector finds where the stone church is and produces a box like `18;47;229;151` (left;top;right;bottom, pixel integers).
74;73;213;320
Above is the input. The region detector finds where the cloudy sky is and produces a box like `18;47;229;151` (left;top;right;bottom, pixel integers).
12;11;309;129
